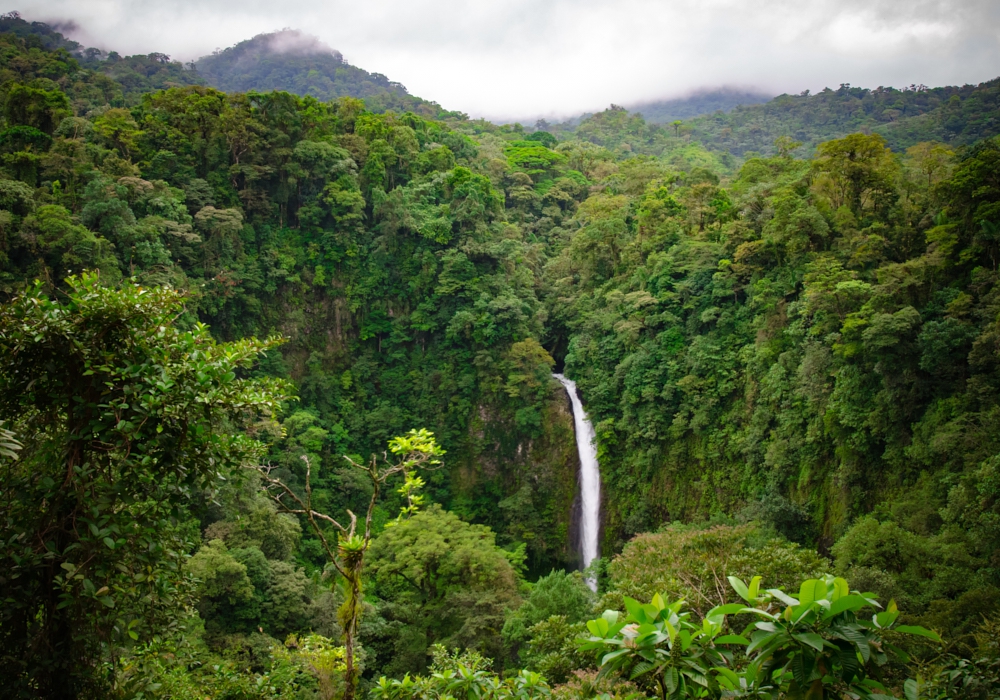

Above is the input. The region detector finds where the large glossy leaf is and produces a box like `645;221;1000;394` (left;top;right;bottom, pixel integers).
729;576;751;602
793;632;825;652
708;603;747;616
894;625;941;642
790;651;816;688
769;588;800;606
798;579;826;605
873;610;899;629
822;594;871;619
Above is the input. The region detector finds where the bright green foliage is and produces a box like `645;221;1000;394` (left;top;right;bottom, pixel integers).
372;645;551;700
504;570;595;647
723;574;940;699
521;615;593;685
367;506;523;675
386;427;445;523
607;525;828;616
581;575;942;700
0;274;290;697
579;592;735;700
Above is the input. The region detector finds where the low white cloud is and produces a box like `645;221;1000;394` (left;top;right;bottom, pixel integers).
263;30;340;58
18;0;1000;119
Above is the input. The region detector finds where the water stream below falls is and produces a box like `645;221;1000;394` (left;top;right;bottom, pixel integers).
554;373;600;591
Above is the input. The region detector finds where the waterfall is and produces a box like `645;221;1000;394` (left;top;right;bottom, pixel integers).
554;373;600;591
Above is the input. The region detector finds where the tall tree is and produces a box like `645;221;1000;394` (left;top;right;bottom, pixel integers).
0;274;289;698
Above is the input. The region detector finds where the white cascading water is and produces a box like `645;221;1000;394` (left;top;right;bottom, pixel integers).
554;373;600;591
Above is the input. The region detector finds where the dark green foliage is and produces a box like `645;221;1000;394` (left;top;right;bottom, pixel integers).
90;52;204;103
366;506;523;676
502;570;595;668
0;275;289;698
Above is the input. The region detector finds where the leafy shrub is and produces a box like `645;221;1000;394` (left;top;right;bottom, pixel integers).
372;645;551;700
606;524;828;616
579;573;942;700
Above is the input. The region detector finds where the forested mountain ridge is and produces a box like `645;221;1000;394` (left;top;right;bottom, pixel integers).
0;11;204;105
551;77;1000;162
629;87;772;124
1;20;999;700
195;30;456;119
0;13;451;116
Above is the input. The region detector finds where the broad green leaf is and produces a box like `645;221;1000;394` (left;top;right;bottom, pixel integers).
798;579;826;605
729;576;751;602
904;678;919;700
708;603;747;616
768;588;800;606
874;610;899;629
715;634;750;645
895;625;941;642
748;575;763;600
831;577;850;601
822;595;870;619
586;618;608;637
712;666;740;688
623;596;643;621
793;632;825;652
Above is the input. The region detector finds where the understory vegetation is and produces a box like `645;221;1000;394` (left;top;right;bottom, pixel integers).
0;15;999;700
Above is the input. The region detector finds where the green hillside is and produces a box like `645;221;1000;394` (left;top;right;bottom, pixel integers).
629;87;773;124
686;79;1000;155
549;78;1000;162
195;30;457;118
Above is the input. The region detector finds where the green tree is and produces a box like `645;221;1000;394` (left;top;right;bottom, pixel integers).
0;274;289;698
503;569;594;664
607;525;829;617
254;428;444;700
368;505;523;675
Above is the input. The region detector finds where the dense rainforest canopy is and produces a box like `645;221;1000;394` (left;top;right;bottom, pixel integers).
0;14;999;700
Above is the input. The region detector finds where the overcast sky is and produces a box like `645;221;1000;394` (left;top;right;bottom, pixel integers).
17;0;1000;120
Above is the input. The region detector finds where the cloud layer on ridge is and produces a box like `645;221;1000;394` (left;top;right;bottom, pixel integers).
19;0;1000;119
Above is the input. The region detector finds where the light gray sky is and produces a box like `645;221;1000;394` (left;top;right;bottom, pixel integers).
18;0;1000;120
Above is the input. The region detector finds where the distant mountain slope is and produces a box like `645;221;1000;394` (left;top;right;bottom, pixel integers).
195;30;456;118
685;79;1000;155
629;87;773;124
0;12;203;105
550;78;1000;164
